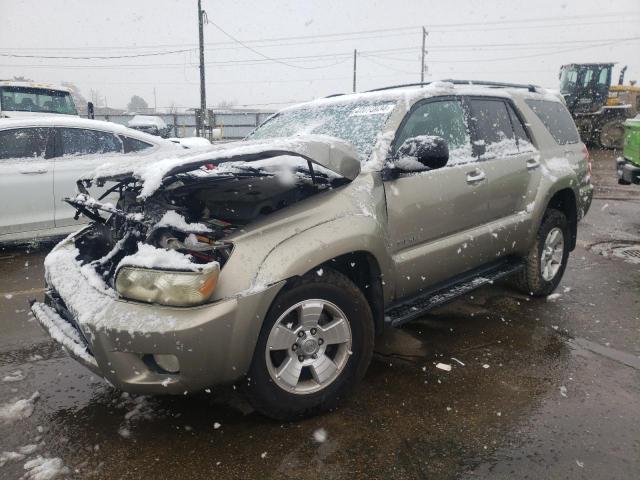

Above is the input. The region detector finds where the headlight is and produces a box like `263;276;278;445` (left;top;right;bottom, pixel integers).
115;263;219;307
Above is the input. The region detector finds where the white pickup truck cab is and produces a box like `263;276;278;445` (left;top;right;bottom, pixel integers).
0;81;78;118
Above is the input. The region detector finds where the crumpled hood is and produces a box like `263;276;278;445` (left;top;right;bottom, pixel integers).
81;134;361;198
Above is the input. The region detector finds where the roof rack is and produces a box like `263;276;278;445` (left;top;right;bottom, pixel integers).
365;80;540;94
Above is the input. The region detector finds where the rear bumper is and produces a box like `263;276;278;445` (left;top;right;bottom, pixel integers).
34;236;283;395
616;158;640;185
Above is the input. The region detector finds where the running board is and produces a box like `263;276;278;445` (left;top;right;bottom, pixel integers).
384;259;524;328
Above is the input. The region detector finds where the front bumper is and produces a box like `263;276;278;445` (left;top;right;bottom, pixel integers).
32;238;283;394
616;158;640;185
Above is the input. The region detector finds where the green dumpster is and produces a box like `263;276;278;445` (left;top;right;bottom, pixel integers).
617;116;640;185
624;116;640;167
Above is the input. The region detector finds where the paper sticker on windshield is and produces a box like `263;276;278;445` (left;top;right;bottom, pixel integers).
349;104;395;116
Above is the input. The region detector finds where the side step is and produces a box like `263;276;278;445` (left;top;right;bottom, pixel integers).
384;259;525;327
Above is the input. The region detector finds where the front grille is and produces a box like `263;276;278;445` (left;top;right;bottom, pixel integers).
44;288;93;354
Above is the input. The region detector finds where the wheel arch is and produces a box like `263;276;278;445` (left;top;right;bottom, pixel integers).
545;188;578;250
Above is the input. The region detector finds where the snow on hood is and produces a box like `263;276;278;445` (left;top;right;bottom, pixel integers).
82;134;361;198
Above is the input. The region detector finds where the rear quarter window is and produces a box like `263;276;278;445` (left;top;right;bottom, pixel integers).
524;99;580;145
122;136;153;153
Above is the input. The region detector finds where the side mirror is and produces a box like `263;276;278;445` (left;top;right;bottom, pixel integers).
396;135;449;171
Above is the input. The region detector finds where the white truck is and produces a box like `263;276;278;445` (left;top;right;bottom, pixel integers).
0;81;78;118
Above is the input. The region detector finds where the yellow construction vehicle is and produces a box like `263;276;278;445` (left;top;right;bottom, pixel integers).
559;63;639;149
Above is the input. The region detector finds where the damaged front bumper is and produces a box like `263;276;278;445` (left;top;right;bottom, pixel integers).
31;235;283;394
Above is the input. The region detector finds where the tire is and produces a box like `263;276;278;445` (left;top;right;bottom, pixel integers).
245;268;374;420
513;209;570;297
598;118;625;149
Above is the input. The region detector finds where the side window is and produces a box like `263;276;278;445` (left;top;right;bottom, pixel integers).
525;99;580;145
506;103;535;152
0;128;50;160
60;128;122;156
469;99;518;157
597;68;609;87
394;99;472;164
121;136;153;153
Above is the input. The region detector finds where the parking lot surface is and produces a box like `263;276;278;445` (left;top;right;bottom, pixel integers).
0;149;638;479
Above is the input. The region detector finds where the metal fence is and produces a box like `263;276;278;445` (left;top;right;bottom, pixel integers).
94;111;274;139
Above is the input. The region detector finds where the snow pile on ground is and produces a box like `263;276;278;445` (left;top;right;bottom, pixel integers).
0;450;25;467
22;456;69;480
312;428;328;443
154;210;211;233
0;391;39;424
2;370;25;382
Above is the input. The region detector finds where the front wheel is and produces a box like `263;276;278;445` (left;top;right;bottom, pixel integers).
514;209;570;297
246;269;374;420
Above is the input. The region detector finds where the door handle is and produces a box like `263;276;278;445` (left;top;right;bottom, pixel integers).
18;168;48;175
526;158;540;170
466;169;486;184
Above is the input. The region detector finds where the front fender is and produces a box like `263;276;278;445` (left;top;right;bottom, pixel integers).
254;214;395;304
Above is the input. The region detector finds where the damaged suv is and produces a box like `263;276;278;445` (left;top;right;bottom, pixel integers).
31;81;593;420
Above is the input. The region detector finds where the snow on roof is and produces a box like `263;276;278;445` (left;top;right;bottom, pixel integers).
0;115;176;146
128;115;167;129
0;80;72;92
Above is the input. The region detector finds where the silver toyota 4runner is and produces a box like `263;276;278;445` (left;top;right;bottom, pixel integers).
31;81;593;420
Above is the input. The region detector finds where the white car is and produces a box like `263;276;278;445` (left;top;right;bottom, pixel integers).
0;116;179;244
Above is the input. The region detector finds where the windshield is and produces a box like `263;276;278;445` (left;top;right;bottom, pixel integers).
0;86;77;115
560;65;610;94
248;99;396;161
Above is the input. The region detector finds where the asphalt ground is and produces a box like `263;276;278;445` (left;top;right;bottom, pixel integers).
0;149;638;480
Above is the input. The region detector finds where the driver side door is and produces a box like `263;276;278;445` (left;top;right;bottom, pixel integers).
385;97;493;300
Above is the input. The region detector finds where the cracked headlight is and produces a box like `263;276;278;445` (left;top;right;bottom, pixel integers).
115;263;220;307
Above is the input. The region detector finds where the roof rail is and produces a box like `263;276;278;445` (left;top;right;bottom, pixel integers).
366;82;432;93
442;79;539;92
365;80;539;94
323;93;347;98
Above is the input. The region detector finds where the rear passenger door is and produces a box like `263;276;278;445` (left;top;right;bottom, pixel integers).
53;127;124;228
0;127;55;238
467;97;537;255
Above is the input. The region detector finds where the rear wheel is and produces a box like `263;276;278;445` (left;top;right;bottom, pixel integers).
514;209;570;297
246;269;374;420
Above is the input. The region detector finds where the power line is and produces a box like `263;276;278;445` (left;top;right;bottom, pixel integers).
206;19;337;70
4;12;637;54
0;48;195;60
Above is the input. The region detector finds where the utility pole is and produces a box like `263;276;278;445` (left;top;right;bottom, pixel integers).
153;87;157;112
420;27;428;83
352;49;357;93
197;0;207;136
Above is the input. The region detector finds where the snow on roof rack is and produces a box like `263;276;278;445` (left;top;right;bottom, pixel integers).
365;80;539;93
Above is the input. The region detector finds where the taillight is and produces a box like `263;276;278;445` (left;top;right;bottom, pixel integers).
583;144;592;179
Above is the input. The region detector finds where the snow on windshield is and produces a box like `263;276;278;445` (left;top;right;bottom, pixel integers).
249;99;396;162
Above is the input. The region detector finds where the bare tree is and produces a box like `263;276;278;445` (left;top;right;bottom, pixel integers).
127;95;149;113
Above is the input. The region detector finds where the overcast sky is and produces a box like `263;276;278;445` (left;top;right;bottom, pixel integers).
2;0;639;111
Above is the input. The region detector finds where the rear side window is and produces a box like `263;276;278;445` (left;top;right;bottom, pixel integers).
60;128;123;156
0;128;50;160
469;99;518;157
524;99;580;145
121;136;153;153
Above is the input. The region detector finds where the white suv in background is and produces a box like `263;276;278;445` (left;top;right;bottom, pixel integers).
0;117;178;244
